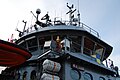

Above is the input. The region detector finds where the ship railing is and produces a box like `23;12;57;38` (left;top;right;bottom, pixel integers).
53;20;100;38
80;22;100;38
21;20;100;39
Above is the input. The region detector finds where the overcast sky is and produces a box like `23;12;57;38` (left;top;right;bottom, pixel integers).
0;0;120;72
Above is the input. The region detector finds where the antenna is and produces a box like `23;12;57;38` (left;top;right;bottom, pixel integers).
36;8;41;21
15;20;19;30
66;3;76;25
30;8;41;21
15;20;23;37
77;0;80;26
30;11;37;19
22;20;27;32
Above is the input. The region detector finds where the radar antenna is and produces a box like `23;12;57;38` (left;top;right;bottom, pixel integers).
31;9;47;27
66;3;76;25
36;8;41;21
30;8;41;21
41;12;51;25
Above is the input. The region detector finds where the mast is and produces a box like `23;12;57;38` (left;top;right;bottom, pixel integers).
77;0;80;26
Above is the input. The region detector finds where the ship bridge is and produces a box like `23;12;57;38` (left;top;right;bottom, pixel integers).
15;6;113;71
15;23;114;79
15;5;113;63
16;23;112;62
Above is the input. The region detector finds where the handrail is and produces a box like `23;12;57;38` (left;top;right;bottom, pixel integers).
80;22;100;38
20;20;100;39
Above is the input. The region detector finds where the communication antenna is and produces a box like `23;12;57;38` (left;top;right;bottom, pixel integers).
77;0;80;26
22;20;27;32
15;20;19;30
15;20;19;32
15;20;23;37
30;11;37;19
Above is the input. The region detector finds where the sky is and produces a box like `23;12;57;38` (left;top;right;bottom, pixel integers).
0;0;120;72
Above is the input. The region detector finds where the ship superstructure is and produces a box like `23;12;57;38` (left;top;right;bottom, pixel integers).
0;3;120;80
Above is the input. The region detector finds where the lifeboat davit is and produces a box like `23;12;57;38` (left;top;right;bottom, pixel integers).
0;40;32;67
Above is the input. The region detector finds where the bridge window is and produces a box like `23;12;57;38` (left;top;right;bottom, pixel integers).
84;37;94;56
39;35;66;52
42;36;51;52
27;37;38;52
39;37;45;50
68;36;82;53
83;37;105;61
19;41;27;49
39;36;52;52
94;44;104;59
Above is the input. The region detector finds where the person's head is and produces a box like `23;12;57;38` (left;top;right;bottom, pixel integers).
56;36;60;42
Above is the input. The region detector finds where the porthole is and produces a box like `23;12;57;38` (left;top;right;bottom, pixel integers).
83;72;93;80
22;71;27;80
99;77;105;80
30;70;37;80
70;68;81;80
15;72;20;80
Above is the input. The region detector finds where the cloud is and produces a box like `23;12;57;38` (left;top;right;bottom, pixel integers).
0;0;120;72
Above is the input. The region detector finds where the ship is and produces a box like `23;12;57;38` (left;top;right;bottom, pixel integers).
0;3;120;80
